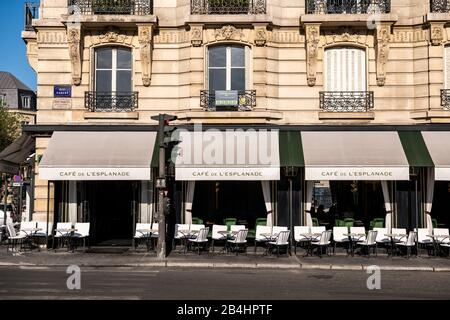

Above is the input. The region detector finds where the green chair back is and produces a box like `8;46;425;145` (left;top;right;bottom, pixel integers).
335;219;344;227
432;219;438;228
223;218;237;231
255;218;267;226
343;218;354;228
191;217;203;225
312;218;319;227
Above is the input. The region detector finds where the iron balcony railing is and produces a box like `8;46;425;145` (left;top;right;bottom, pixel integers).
68;0;153;15
441;90;450;110
319;91;374;112
85;91;138;112
24;2;39;31
191;0;266;14
200;90;256;111
431;0;450;13
306;0;391;14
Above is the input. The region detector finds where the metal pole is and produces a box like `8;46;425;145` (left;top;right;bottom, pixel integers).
156;114;166;259
289;178;293;247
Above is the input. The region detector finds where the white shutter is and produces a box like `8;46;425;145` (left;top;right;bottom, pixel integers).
445;46;450;89
325;47;366;92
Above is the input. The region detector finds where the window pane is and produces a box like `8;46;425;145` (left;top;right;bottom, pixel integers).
231;46;245;67
117;48;132;69
231;68;245;90
116;70;132;92
97;48;112;69
208;46;226;68
209;68;226;91
96;70;112;92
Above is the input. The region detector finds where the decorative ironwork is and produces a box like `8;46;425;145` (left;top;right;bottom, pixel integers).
85;91;138;112
319;91;374;112
191;0;266;14
306;0;390;14
431;0;450;13
441;90;450;110
68;0;153;15
24;2;39;31
200;90;256;111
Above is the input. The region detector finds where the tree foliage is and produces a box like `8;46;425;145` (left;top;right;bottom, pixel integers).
0;103;22;151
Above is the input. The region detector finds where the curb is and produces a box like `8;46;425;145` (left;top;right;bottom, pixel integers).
1;261;450;272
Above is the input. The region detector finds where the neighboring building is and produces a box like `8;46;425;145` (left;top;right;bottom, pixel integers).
20;1;450;247
0;71;36;126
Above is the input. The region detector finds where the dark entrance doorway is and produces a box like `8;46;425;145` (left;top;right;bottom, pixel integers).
191;181;266;230
82;181;138;246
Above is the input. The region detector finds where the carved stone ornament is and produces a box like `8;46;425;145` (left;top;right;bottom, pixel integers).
214;25;244;41
138;25;153;87
67;27;82;86
430;23;445;46
376;24;391;87
305;24;321;87
190;25;203;47
99;26;126;43
254;26;267;47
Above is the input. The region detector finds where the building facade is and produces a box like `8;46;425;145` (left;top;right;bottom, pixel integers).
21;0;450;246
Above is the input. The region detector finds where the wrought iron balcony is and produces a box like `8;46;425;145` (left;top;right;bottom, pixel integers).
200;90;256;111
191;0;266;14
68;0;153;15
319;91;374;112
441;90;450;110
306;0;391;14
24;2;39;31
431;0;450;13
85;92;138;112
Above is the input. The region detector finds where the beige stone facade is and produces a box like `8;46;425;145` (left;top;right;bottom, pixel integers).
21;0;450;221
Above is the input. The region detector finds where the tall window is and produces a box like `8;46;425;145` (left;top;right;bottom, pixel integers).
208;45;246;91
445;45;450;89
324;46;366;92
0;95;6;106
95;47;132;92
21;96;31;109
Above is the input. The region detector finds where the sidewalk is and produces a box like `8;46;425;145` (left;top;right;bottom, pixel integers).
1;247;450;272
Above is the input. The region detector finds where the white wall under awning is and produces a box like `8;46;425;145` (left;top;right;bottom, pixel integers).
422;132;450;181
39;131;157;181
175;130;280;181
302;131;410;181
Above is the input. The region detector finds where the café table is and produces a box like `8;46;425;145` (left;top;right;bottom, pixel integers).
343;233;366;256
21;227;42;250
178;229;199;253
218;230;239;253
300;233;323;256
55;228;78;252
384;233;407;257
136;228;158;251
426;234;450;256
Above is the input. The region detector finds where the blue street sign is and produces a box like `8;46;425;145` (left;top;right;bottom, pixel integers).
54;86;72;98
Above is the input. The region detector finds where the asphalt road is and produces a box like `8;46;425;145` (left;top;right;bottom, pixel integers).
0;266;450;300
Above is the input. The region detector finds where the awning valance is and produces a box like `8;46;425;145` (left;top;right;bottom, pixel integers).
0;134;35;175
421;131;450;181
175;130;280;181
39;131;157;181
301;131;410;181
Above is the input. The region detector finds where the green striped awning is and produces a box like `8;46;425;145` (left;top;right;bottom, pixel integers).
279;131;304;167
398;131;434;167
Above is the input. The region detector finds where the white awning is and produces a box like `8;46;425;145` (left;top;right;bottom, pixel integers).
302;131;410;181
175;130;280;181
39;131;157;181
422;132;450;181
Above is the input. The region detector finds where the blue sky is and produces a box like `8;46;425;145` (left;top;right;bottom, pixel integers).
0;0;37;91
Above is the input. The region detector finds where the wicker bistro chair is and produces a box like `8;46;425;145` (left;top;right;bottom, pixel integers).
188;227;210;255
266;230;291;257
395;231;417;259
293;226;310;255
226;229;249;255
70;223;90;251
416;228;434;256
254;225;272;253
311;230;333;258
332;226;350;255
34;221;53;250
6;223;26;252
210;224;228;253
52;222;73;250
356;230;378;257
133;223;151;249
173;224;190;253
